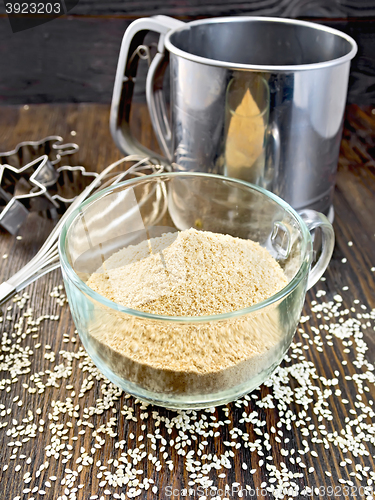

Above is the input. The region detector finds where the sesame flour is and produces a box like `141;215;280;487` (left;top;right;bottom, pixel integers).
86;229;288;396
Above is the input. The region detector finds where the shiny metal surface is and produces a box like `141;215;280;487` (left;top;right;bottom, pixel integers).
111;16;357;215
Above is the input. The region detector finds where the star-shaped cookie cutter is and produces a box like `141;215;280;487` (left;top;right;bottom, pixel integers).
0;155;60;234
0;159;100;233
0;136;81;234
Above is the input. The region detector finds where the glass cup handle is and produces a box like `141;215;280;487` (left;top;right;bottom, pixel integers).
298;209;335;291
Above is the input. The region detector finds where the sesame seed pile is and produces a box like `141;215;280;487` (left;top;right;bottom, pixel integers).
1;274;375;499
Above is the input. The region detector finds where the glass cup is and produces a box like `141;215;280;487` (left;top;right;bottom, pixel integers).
58;172;334;409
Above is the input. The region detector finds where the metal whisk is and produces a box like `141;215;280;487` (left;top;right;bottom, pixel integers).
0;156;164;306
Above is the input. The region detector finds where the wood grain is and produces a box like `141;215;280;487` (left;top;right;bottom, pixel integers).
0;15;374;105
0;103;374;499
1;0;375;18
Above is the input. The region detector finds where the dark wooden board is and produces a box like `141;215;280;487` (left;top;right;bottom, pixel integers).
0;103;374;500
1;0;375;18
0;14;374;105
325;20;375;106
0;16;133;104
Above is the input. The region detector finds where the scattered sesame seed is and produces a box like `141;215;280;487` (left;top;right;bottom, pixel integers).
0;280;374;498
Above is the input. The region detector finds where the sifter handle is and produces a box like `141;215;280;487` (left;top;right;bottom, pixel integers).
110;16;184;161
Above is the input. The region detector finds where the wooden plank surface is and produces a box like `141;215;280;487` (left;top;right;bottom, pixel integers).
1;0;375;18
0;15;374;105
0;103;374;500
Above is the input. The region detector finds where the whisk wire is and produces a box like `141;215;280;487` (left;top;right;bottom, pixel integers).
0;156;163;306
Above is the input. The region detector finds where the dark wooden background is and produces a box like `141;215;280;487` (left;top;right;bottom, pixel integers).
0;101;375;500
0;0;374;105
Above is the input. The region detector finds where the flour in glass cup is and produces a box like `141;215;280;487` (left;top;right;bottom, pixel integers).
86;228;288;396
